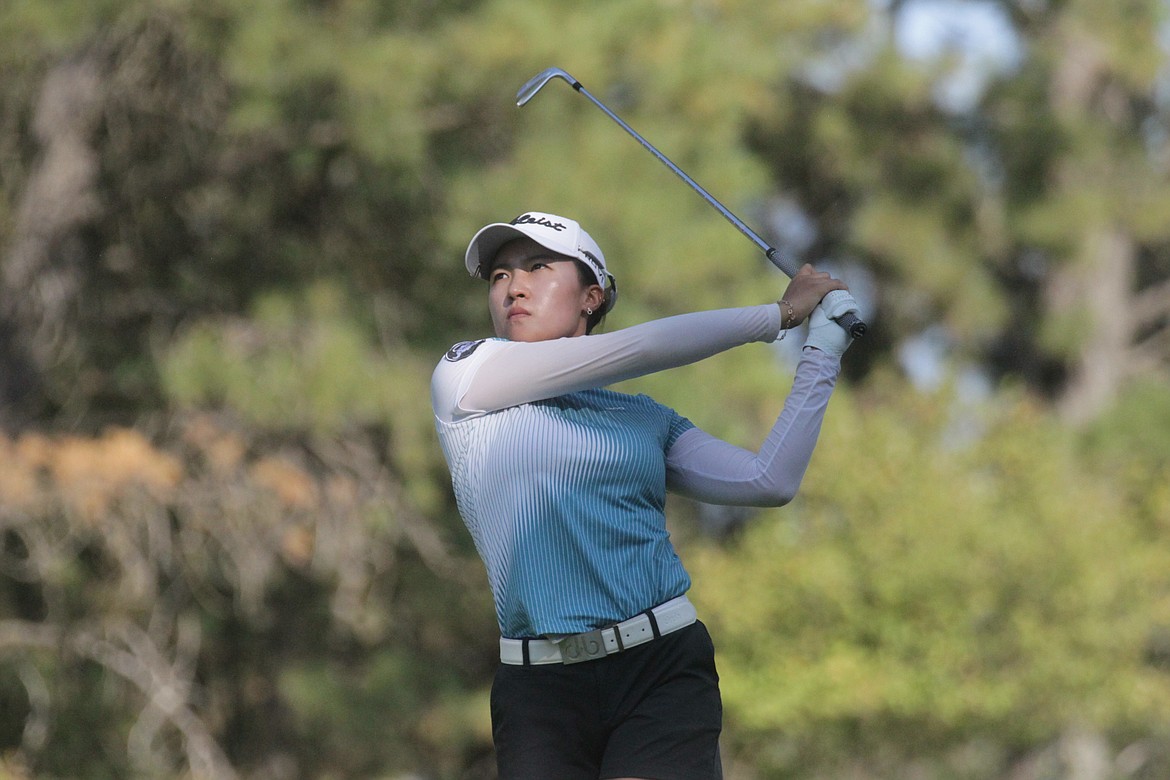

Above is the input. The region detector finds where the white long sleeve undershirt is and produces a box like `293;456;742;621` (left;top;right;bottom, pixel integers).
665;348;839;506
450;305;785;418
435;303;840;508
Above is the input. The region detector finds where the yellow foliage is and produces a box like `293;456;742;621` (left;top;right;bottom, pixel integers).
249;457;319;512
0;427;181;521
0;753;31;780
181;413;247;474
0;433;40;509
280;525;316;568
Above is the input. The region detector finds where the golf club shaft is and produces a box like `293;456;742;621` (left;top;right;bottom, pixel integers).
519;69;867;339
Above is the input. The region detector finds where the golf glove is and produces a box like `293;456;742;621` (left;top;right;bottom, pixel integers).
804;290;860;358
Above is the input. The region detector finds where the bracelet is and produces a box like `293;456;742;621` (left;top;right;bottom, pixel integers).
778;299;796;330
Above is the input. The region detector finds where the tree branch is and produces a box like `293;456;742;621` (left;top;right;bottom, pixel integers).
0;619;237;779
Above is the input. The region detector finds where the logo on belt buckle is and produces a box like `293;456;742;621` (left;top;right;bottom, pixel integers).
560;629;607;664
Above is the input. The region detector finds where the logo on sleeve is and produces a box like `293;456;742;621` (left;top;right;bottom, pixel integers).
444;340;486;362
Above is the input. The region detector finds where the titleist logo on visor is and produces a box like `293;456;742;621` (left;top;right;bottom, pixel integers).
511;214;567;231
581;250;605;278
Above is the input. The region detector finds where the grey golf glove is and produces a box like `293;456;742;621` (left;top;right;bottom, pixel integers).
804;290;860;358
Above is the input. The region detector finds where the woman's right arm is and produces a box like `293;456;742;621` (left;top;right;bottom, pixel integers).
435;304;782;421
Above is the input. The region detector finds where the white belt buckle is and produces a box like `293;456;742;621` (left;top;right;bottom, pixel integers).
560;628;607;664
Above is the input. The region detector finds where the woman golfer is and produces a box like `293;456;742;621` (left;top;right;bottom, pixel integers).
431;211;858;779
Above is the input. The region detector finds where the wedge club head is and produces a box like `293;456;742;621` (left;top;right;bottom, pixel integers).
516;67;579;106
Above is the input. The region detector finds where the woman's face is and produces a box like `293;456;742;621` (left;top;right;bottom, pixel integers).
487;237;603;342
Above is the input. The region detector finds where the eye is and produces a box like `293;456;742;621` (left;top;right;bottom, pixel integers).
490;269;509;283
531;261;549;270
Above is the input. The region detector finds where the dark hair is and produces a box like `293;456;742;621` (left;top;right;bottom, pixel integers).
572;260;615;335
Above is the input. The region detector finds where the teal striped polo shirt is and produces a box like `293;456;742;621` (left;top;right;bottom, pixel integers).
431;304;785;639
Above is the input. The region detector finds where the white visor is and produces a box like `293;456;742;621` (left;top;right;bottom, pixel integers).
464;211;610;289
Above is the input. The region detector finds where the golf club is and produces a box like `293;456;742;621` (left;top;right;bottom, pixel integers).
517;67;867;339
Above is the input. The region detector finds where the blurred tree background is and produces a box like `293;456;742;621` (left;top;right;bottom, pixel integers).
1;0;1170;778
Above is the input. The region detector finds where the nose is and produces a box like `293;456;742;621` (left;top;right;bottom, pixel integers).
506;270;530;299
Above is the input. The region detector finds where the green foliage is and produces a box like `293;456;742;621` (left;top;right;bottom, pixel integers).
1083;377;1170;466
689;384;1170;775
164;284;398;431
0;0;127;55
3;0;1170;777
1081;379;1170;549
161;282;451;518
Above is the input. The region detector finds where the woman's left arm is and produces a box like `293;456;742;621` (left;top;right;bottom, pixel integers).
665;347;841;507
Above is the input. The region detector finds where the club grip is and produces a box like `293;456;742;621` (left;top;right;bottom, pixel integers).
766;249;867;339
835;310;867;339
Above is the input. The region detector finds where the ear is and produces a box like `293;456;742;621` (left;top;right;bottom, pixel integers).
583;284;604;313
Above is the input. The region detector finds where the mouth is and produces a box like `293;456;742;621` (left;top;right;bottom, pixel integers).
507;308;530;321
